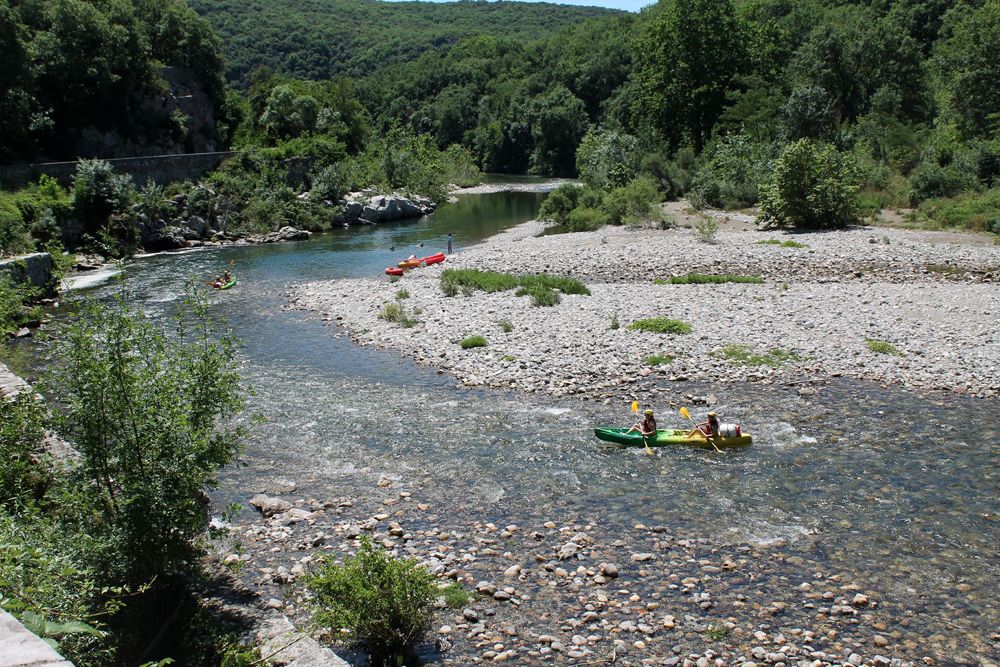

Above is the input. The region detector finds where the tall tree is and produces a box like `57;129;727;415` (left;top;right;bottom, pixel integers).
631;0;747;151
934;1;1000;139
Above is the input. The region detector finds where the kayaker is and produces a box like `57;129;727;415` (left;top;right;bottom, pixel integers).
688;411;720;439
626;409;657;440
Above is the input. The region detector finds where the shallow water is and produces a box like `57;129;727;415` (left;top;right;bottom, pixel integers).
40;189;999;661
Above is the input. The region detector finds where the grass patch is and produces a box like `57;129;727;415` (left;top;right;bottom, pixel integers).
460;335;487;349
916;187;1000;234
439;582;472;608
378;302;419;328
643;353;674;366
865;338;903;356
609;313;620;330
704;624;730;641
440;269;589;305
628;318;692;334
664;273;764;285
501;354;515;362
395;288;410;299
757;239;809;249
497;319;513;333
712;344;801;367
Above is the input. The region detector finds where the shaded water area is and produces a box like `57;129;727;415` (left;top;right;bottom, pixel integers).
31;188;999;663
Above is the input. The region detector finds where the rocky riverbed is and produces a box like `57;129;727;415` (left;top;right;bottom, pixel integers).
288;216;1000;399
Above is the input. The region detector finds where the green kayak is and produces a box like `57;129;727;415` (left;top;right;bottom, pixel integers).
594;427;752;449
215;276;237;290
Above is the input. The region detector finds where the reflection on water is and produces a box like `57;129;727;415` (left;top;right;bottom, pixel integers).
40;190;1000;658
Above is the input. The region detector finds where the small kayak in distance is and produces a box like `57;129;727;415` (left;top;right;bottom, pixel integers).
398;259;422;269
214;276;237;290
423;253;445;266
385;267;405;276
594;427;752;449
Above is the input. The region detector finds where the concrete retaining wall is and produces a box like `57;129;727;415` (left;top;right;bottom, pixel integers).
0;610;73;667
0;152;236;190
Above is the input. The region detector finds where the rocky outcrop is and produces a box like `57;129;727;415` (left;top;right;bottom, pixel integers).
334;191;436;225
245;227;312;244
0;253;56;297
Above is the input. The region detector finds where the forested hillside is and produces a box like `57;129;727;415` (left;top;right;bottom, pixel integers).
0;0;229;162
189;0;622;85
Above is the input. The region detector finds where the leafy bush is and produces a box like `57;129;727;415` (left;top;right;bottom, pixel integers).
907;161;978;204
0;274;41;337
51;283;247;587
576;127;639;190
538;183;584;224
308;537;437;666
917;188;1000;233
689;135;777;209
566;206;610;231
865;338;903;356
460;335;488;349
665;273;763;284
694;217;719;244
711;344;801;367
72;160;136;237
0;393;50;509
628;318;691;334
602;177;661;226
758;140;861;230
0;198;34;256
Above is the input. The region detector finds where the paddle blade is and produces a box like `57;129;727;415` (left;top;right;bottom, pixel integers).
680;406;691;420
631;401;639;414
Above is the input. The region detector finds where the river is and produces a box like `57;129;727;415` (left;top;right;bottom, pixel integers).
31;188;1000;663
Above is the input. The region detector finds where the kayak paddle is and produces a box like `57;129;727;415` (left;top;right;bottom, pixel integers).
680;406;721;453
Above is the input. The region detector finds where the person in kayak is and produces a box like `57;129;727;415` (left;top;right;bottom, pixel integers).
626;409;657;441
688;411;720;439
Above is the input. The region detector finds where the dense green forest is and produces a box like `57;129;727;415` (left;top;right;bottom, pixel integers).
189;0;621;85
0;0;229;162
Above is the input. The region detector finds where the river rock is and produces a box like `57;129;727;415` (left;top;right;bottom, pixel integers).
249;494;293;517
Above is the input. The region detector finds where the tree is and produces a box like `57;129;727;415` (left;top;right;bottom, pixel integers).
52;283;247;587
525;86;588;175
632;0;747;150
934;1;1000;139
757;139;860;229
576;127;639;190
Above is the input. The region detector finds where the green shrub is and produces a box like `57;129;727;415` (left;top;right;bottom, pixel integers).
758;140;861;230
576;128;640;190
644;353;674;366
628;318;691;334
602;176;661;226
665;273;763;285
917;188;1000;232
538;183;585;225
907;162;978;204
515;284;561;306
378;302;419;327
439;582;472;608
0;198;33;256
610;313;620;330
566;205;611;231
460;335;488;349
757;239;808;248
865;338;903;356
497;319;513;333
694;217;718;243
711;344;801;367
308;537;437;666
440;270;589;298
0;393;50;510
0;274;42;337
51;284;247;587
395;288;410;300
72;160;136;237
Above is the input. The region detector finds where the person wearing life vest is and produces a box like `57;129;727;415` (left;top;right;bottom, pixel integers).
688;411;720;439
627;408;657;441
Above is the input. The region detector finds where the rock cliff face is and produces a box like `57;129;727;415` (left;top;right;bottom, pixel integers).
334;191;436;225
73;66;219;159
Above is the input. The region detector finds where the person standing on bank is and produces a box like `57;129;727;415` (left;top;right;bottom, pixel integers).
447;232;453;254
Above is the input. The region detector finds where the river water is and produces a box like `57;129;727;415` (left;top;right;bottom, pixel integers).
38;189;999;663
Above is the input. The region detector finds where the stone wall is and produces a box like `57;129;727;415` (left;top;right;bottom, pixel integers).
0;152;236;190
0;252;56;297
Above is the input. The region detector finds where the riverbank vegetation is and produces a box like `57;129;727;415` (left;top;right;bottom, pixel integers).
0;283;253;664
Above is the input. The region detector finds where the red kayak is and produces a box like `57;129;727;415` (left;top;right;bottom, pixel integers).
423;253;445;266
385;267;404;276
